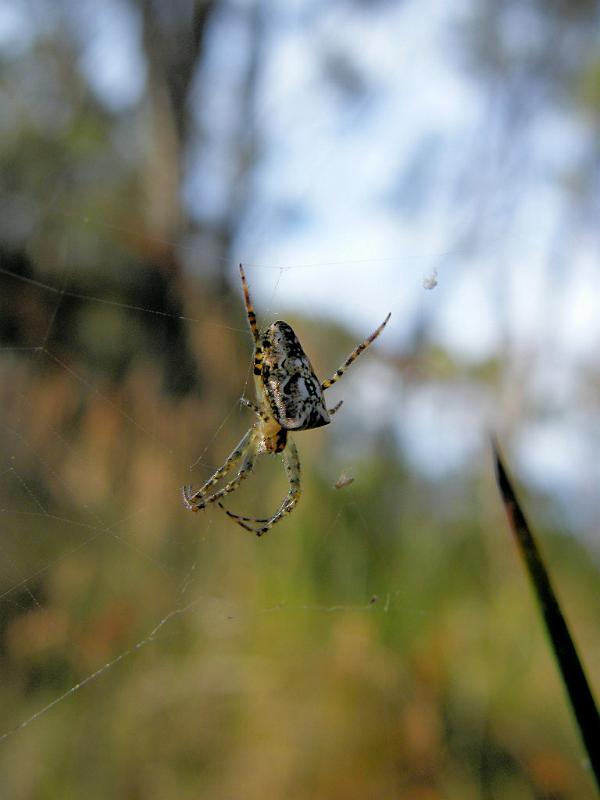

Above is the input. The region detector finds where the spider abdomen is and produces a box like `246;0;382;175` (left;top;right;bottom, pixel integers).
261;321;330;431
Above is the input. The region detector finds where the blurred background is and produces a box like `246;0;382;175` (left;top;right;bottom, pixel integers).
0;0;599;797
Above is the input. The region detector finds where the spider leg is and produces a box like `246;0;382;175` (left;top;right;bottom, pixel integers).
216;506;271;525
328;400;343;416
182;428;259;511
239;264;260;343
321;312;391;391
241;397;271;423
239;264;265;379
218;439;301;536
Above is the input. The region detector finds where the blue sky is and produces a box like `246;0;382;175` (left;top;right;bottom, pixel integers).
2;0;599;525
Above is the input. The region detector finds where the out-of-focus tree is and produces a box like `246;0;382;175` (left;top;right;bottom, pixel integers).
0;0;270;391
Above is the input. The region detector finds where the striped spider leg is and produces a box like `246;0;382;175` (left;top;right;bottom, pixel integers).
183;264;390;536
218;439;301;536
181;428;259;511
320;311;391;391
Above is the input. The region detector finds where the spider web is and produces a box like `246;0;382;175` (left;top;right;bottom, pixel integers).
0;176;596;756
2;6;599;797
0;217;407;748
1;158;598;800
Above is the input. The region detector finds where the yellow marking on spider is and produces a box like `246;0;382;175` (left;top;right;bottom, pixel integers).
182;266;390;535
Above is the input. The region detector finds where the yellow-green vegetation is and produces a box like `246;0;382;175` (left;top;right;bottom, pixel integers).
2;2;600;794
0;305;598;800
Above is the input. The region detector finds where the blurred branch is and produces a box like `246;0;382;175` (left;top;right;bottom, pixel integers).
141;0;216;142
492;439;600;791
140;0;217;243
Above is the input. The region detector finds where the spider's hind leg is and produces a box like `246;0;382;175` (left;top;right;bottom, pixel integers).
216;503;271;530
218;440;302;536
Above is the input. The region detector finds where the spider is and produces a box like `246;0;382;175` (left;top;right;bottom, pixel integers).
182;264;390;536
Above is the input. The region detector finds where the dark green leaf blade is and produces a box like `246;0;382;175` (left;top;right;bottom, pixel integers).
492;440;600;792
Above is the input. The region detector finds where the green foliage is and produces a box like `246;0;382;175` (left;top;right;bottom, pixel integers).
1;1;600;796
494;447;600;791
0;332;598;799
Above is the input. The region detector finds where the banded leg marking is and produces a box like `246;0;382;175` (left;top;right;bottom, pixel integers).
218;440;301;536
328;400;343;417
241;397;271;423
321;312;391;391
239;264;259;342
182;429;258;511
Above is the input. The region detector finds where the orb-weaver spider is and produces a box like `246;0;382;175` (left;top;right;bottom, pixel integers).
182;264;390;536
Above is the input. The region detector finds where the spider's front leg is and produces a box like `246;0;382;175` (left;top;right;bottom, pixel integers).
321;312;391;391
241;397;271;424
239;263;268;381
218;439;302;536
182;428;259;511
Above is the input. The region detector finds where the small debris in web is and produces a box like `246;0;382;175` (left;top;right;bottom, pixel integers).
334;472;355;489
369;595;379;605
423;268;438;290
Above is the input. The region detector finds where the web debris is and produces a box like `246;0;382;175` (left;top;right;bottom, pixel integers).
423;268;438;290
334;471;355;489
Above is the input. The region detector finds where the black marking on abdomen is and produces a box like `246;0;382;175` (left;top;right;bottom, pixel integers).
261;321;330;430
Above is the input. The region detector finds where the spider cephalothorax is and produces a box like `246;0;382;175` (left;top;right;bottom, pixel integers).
182;264;390;536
